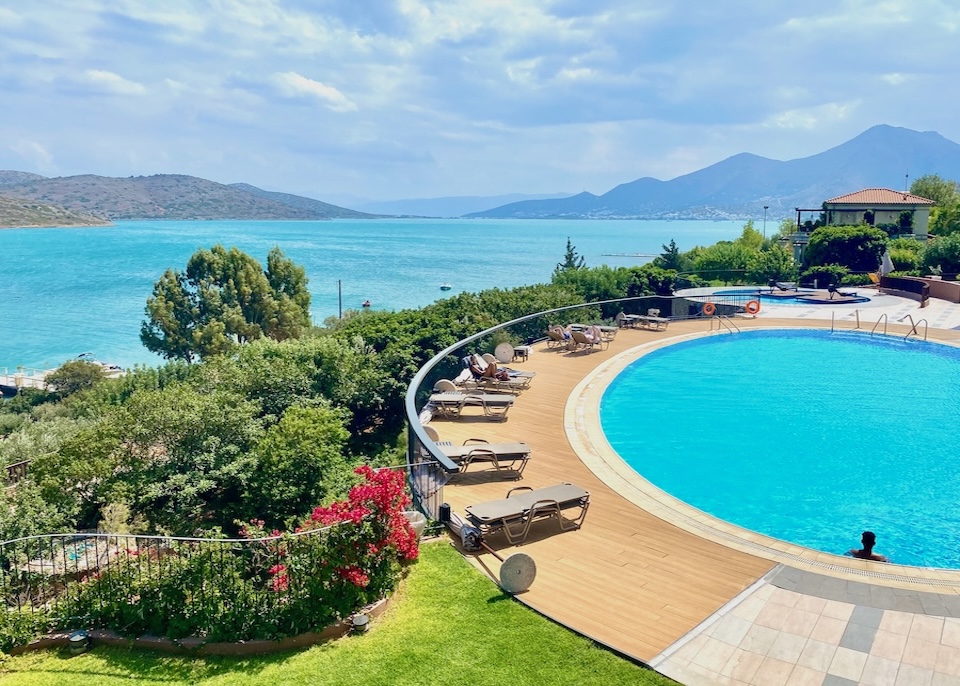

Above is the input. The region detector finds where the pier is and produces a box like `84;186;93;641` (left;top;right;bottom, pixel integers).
0;367;53;395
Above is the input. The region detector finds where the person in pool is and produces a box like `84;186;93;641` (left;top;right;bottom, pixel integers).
847;531;889;562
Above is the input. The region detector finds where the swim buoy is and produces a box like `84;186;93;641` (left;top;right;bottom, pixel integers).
702;302;716;316
745;300;761;315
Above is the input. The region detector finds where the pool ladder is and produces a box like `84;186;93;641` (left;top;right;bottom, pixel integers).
709;315;741;334
900;314;929;341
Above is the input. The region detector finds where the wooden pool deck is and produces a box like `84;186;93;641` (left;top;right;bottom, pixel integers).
428;316;960;664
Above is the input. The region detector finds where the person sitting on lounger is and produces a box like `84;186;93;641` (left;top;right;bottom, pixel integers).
846;531;889;562
468;354;510;380
550;324;574;341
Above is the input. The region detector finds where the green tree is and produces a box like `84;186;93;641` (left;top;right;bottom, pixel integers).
554;237;586;274
625;265;680;296
734;221;764;251
44;360;106;398
910;174;959;205
653;239;683;271
140;245;311;362
745;245;798;284
802;225;887;273
693;242;751;284
244;404;354;527
922;234;960;275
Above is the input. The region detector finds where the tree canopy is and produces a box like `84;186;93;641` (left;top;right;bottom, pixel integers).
141;245;311;361
802;225;888;274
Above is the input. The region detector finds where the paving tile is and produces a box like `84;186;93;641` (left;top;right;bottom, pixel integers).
920;595;952;617
860;654;899;686
713;615;754;647
822;599;855;622
732;595;768;623
944;620;960;649
936;643;960;677
768;632;808;663
754;583;775;601
770;586;801;608
840;619;879;653
785;664;826;686
880;610;915;636
911;616;946;644
895;663;933;686
794;594;827;614
828;646;868;681
903;636;942;670
756;602;792;631
692;636;738;672
812;615;849;644
893;595;926;614
797;638;838;672
871;629;908;662
932;672;960;686
739;624;780;656
822;675;860;686
752;656;794;686
783;607;820;639
721;648;765;683
851;605;885;629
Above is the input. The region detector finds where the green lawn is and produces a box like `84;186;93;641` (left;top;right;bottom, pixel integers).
0;542;676;686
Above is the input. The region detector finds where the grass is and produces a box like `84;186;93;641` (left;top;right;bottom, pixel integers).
0;541;676;686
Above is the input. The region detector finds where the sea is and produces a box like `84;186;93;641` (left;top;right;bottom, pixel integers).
0;218;743;371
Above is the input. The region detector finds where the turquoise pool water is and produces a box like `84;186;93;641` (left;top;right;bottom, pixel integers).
714;287;871;305
600;329;960;569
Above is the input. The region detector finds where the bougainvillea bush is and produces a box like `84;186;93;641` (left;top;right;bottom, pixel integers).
7;466;419;647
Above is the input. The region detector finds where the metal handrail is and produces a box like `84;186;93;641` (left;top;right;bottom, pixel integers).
710;315;740;333
404;296;667;477
901;315;929;341
870;313;888;336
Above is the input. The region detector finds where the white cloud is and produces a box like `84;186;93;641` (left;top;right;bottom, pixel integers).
81;69;147;96
9;139;53;168
765;102;858;131
271;72;357;112
882;73;908;85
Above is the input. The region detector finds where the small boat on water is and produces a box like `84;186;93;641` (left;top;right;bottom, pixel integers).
362;300;371;308
439;283;452;291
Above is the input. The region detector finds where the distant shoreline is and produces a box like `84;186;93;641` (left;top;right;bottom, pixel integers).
0;221;113;230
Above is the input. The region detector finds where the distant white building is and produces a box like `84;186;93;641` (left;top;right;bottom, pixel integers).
823;188;935;239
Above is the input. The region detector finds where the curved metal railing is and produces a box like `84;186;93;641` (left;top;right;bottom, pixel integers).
404;295;672;518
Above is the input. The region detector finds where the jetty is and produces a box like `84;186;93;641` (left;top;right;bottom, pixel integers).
0;367;53;395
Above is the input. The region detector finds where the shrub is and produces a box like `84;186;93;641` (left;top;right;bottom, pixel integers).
800;264;848;287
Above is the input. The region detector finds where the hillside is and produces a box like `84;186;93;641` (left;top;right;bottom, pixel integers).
229;183;377;218
0;195;110;229
349;192;574;218
0;170;46;186
0;174;368;221
467;125;960;219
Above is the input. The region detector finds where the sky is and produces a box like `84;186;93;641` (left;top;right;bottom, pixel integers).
2;0;959;205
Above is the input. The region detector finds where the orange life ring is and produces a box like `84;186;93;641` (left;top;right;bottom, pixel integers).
702;302;716;316
745;300;761;315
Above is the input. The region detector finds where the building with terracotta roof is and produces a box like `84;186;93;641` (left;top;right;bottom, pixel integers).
823;188;935;239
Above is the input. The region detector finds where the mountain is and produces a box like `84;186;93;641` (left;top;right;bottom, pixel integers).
0;170;46;186
466;125;960;219
0;195;109;229
228;183;377;218
349;193;573;218
0;174;370;221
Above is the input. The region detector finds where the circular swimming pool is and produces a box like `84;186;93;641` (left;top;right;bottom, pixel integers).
600;329;960;568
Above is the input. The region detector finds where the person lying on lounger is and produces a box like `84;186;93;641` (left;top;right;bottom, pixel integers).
468;355;510;380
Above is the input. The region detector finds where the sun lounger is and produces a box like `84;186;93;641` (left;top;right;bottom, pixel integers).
571;329;608;351
440;439;531;477
465;483;590;544
635;315;669;331
545;327;569;348
441;374;529;395
428;392;515;420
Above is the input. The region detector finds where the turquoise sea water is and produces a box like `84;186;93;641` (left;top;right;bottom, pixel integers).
1;218;742;370
600;329;960;569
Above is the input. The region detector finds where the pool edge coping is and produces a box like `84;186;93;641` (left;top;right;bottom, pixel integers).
565;324;960;593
